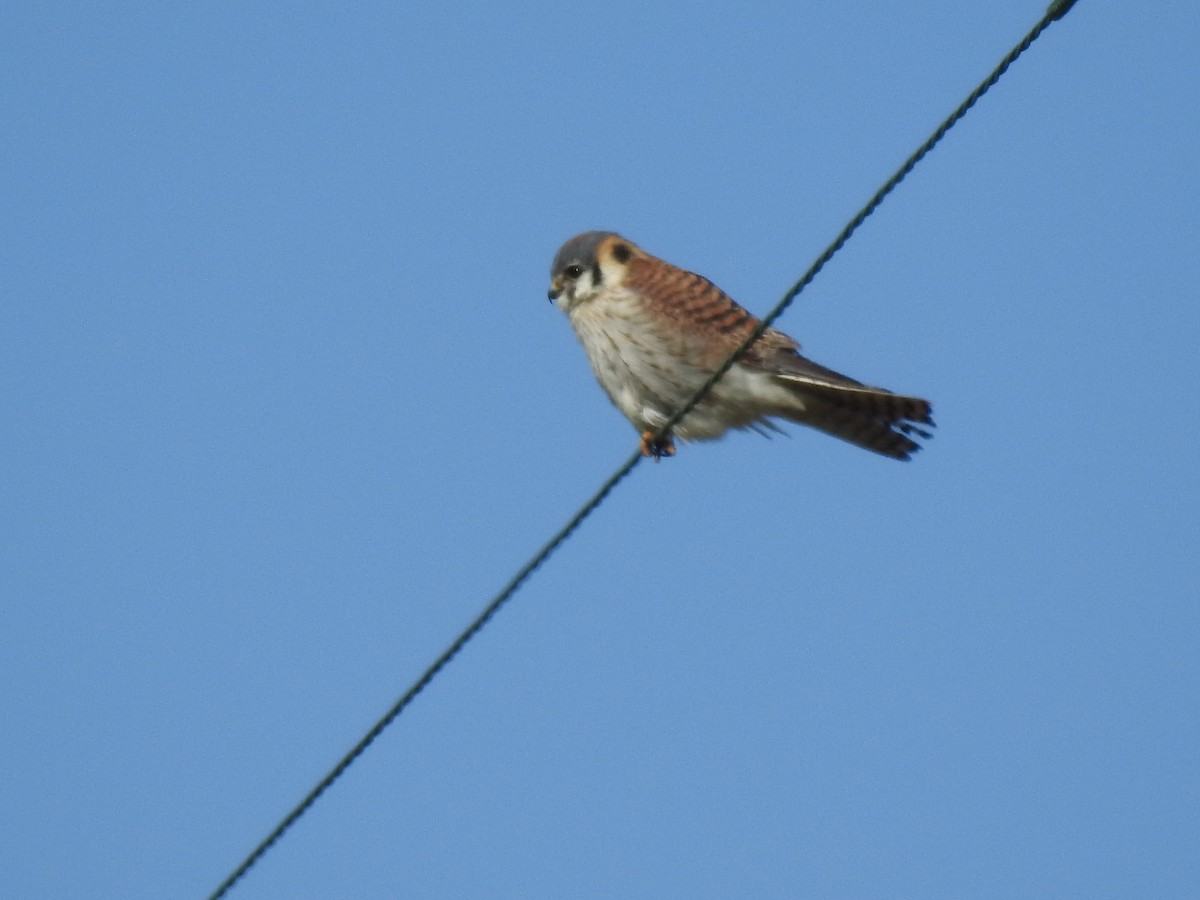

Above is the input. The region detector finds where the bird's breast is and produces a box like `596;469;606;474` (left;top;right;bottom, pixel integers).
567;288;713;429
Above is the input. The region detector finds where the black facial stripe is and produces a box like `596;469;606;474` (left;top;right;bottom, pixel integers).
591;262;603;286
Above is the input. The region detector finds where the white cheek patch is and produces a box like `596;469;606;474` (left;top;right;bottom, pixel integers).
559;271;601;312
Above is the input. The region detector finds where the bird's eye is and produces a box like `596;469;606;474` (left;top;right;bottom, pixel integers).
564;264;584;279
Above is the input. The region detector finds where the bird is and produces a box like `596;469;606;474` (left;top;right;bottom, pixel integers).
547;231;934;461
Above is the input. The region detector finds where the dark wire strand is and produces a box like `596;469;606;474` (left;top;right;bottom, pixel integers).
646;0;1076;448
206;452;645;900
207;4;1078;896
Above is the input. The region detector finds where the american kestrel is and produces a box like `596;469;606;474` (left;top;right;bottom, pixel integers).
547;231;934;460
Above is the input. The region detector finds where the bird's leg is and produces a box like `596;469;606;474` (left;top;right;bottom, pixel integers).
640;431;676;460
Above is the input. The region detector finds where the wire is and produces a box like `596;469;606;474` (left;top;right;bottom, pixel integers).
205;453;643;900
645;0;1079;449
207;3;1079;896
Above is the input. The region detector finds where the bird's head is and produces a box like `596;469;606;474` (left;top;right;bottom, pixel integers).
547;231;644;311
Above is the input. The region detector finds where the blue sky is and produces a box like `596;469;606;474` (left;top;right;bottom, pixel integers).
3;2;1198;897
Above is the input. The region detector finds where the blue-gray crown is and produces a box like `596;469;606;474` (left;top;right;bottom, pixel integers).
550;231;620;276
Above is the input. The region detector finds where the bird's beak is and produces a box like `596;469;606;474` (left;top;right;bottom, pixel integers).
547;277;562;302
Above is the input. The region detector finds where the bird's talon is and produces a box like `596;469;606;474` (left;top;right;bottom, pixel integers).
640;431;676;460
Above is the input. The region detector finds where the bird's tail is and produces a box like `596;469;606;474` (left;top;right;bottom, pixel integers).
774;371;935;461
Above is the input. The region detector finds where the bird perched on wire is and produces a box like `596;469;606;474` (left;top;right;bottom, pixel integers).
548;231;934;461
